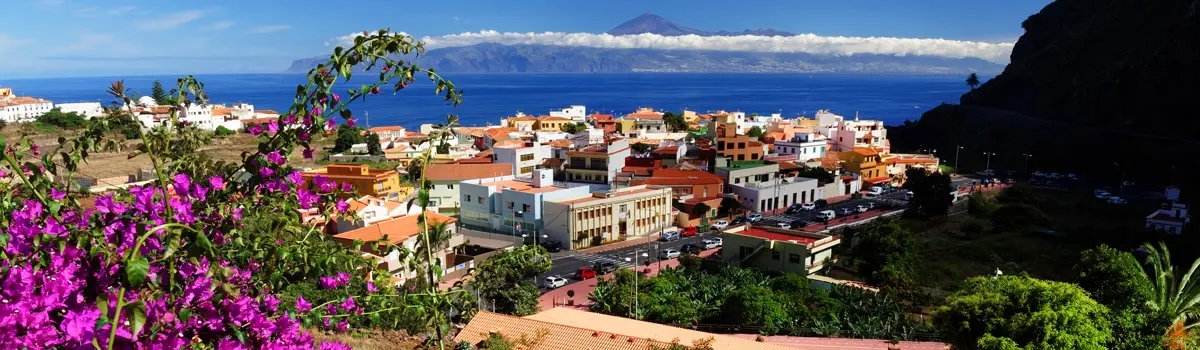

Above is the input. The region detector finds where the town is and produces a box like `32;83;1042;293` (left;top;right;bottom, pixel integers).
2;83;1191;349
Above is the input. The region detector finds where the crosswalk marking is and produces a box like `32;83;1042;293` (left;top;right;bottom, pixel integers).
573;254;636;269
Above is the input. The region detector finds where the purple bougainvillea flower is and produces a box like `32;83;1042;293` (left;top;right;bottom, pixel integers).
295;296;312;314
346;118;356;128
335;199;349;213
266;150;286;166
331;93;340;103
258;167;275;178
336;320;349;333
302;148;314;159
287;170;303;185
267;119;280;134
367;281;377;293
50;188;66;201
324;119;335;131
340;182;353;192
209;176;225;190
340;297;357;314
247;123;264;136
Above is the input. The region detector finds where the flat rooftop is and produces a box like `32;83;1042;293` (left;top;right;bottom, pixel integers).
554;187;661;205
480;179;566;194
716;160;770;170
736;227;818;245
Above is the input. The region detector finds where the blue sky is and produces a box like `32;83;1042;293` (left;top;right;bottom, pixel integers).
0;0;1052;78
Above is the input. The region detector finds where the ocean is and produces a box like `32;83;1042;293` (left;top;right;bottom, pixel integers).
1;73;970;128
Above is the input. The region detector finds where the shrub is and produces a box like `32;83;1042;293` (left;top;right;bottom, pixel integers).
960;217;986;236
214;125;235;136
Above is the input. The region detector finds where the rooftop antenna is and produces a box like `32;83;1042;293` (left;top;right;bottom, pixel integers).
365;111;370;129
854;110;859;121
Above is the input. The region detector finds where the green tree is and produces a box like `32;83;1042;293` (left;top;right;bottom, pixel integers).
719;284;789;334
990;203;1051;231
365;132;384;155
795;166;834;183
631;142;654;154
1140;242;1200;331
902;168;953;217
933;275;1112;350
851;218;919;290
560;121;587;134
692;203;712;219
35;108;88;129
332;124;365;153
746;126;764;139
470;245;551;316
966;73;981;90
214;125;235;136
1075;245;1170;350
717;197;742;217
150;79;169;105
663;112;688;132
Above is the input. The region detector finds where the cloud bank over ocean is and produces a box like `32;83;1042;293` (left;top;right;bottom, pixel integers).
333;30;1014;63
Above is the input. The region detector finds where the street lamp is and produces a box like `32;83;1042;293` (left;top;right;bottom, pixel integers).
983;152;996;172
1021;153;1033;174
954;145;964;173
624;251;650;319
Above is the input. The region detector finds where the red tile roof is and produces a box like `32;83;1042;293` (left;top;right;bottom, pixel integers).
333;211;455;244
424;163;512;181
370;126;406;132
736;227;818;244
864;176;891;184
642;168;722;186
455;312;674;350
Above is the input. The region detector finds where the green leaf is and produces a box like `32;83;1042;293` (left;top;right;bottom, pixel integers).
126;301;147;338
96;294;109;317
162;230;181;260
187;230;215;256
126;256;150;287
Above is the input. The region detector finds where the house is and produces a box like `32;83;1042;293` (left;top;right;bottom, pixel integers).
1147;186;1191;234
548;105;588;122
458;169;600;238
454;311;676;350
55;102;104;118
839;148;890;187
482;127;520;149
884;154;941;178
0;93;53;123
814;110;889;153
729;175;821;214
504;113;538;131
423;163;513;215
543;185;674;250
534;116;572;131
514;308;799;350
332;195;410;233
563;139;630;185
333;211;464;283
714;123;764;162
721;225;841;275
713;159;779;192
774;133;828;163
588;112;617;133
623;107;667;135
369;126;407;140
302;164;407;200
630;168;723;199
493;141;553;177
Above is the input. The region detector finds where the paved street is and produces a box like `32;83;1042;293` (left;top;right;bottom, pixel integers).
756;190;909;229
540;230;718;285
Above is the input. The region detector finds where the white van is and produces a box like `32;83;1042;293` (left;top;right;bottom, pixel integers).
817;210;836;221
867;187;884;197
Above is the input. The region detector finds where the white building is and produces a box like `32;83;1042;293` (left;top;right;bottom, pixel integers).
570;128;604;148
564;139;630;185
1147;186;1190;234
458;169;600;236
813;110;888;153
55;102;104;118
774;133;828;163
549;105;587;122
729;176;822;213
332;211;464;283
424;163;514;215
0;89;54;123
493;142;554;177
333;195;410;233
543;184;674;250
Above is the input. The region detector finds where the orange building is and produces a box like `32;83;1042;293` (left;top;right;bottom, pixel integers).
302;164;406;200
714;123;763;162
839;148;889;186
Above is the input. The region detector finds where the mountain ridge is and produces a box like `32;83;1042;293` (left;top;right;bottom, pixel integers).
606;13;796;37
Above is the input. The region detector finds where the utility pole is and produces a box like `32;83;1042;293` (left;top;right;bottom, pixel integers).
983;152;996;172
1022;153;1033;174
954;145;963;173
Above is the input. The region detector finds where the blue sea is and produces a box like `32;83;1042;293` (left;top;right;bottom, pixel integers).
0;73;970;128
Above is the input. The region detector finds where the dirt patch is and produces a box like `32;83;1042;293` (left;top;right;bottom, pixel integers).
308;328;426;350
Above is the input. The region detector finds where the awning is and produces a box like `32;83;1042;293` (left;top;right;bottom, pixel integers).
864;176;892;184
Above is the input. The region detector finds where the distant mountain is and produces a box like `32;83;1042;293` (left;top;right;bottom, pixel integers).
286;43;1003;74
286;13;1000;74
607;13;795;37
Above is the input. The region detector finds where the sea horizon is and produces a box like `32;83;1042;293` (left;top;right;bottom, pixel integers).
1;72;977;129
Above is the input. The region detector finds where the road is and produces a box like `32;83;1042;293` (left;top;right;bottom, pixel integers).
539;231;718;285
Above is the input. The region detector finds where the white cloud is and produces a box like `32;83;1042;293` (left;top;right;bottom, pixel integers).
205;21;234;31
251;25;291;34
0;33;32;55
138;10;206;30
331;30;1015;63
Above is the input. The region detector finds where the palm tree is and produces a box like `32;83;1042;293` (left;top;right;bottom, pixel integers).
966;73;981;90
1138;242;1200;331
415;219;455;271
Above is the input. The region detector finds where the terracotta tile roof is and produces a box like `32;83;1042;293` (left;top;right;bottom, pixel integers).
333;211;454;244
493;139;525;148
588;113;613;121
256;109;280;115
651;146;679;155
212;107;232;116
538;116;571;121
546;139;573;148
384;145;409;153
458;127;488;138
525;308;798;350
475;149;494;158
683;195;724;205
642;168;722;186
485;127;518;141
852;148;879;156
424;163;511;182
864;176;891;184
510;116;538;121
346;195;404;213
405;131;423;137
891;158;938;165
242;117;278;125
370;126;406;132
456;311;674;350
778;161;802;171
456;157;494;164
542;158;564;168
736;227;819;245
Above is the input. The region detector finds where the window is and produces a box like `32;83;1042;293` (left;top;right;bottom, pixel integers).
801;191;807;202
619;204;627;213
772;251;781;260
447;184;454;189
465;195;472;202
519;166;534;174
507;202;514;209
788;254;801;264
738;142;746;149
520;154;535;161
522;204;531;212
478;197;484;204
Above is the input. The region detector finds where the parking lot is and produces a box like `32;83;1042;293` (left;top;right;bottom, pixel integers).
755;190;909;229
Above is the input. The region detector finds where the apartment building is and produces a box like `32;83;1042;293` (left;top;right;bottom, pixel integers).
333;211;465;283
729;176;821;214
424;163;513;215
549;105;588;122
630;168;723;198
839;148;890;187
458;169;597;235
543;185;673;250
774;133;828;163
302;164;406;200
564;139;630;185
332;195;410;233
493;142;554;177
714;123;763;162
721;225;841;275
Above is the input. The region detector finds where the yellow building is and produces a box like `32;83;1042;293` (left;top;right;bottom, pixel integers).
543;185;674;250
302;164;408;200
682;110;699;123
504;115;537;130
535;116;572;131
838;148;890;186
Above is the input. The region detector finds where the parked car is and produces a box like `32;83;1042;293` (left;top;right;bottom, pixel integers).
814;199;829;208
730;217;748;225
1004;178;1015;184
855;205;869;213
903;191;914;201
680;243;703;255
701;239;721;250
1049;172;1062;179
711;220;730;230
785;205;802;214
865;202;875;210
660;248;681;259
660;231;681;242
1033;171;1046;177
801;203;817;211
867;187;884;197
817;210;836;221
1095;192;1112;199
839;208;854;216
594;261;619;275
791;219;809;228
747;213;763;222
1108;196;1128;204
544;276;568;289
680;226;698;237
575;267;596;280
540;240;563;253
710;237;723;247
777;222;792;230
1068;173;1078;180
